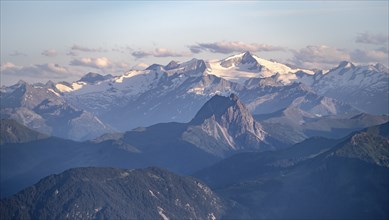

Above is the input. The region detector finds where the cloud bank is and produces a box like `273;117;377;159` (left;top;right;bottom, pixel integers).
189;41;285;54
1;62;73;79
355;32;388;45
71;45;108;53
69;57;129;73
132;48;189;59
290;45;388;69
41;49;58;57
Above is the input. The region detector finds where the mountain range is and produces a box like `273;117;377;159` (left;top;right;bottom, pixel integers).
1;51;388;219
1;52;387;141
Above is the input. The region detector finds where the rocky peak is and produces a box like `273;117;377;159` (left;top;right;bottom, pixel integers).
241;51;257;64
79;72;113;84
164;60;180;70
181;58;207;75
337;61;355;69
146;64;164;71
190;94;265;143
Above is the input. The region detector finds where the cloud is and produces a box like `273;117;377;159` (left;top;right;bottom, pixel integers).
131;48;189;59
71;44;108;53
355;32;388;45
132;51;152;59
9;50;27;57
189;41;286;54
131;62;149;70
70;57;111;69
41;49;57;57
290;45;351;69
350;48;388;64
69;57;129;73
290;45;389;69
1;62;73;79
66;51;78;56
112;46;132;54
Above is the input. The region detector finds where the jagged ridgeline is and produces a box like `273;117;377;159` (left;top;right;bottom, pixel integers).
1;52;387;141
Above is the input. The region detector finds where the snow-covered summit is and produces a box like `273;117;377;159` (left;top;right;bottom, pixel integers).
206;51;314;84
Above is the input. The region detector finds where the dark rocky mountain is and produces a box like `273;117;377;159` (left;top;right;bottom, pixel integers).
0;80;112;141
184;94;277;155
195;122;389;219
0;167;223;220
118;94;281;159
0;119;48;145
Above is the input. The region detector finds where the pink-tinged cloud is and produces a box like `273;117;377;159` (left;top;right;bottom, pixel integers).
71;44;108;53
132;48;190;59
189;41;286;54
1;62;73;78
41;49;58;57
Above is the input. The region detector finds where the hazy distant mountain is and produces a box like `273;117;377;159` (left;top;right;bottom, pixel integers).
0;80;112;140
1;52;387;137
55;59;241;131
0;94;279;197
241;77;359;116
299;61;389;114
0;167;223;220
0;119;48;145
195;122;389;219
47;52;377;133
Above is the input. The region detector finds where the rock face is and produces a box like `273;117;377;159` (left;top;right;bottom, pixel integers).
0;167;224;220
186;94;269;154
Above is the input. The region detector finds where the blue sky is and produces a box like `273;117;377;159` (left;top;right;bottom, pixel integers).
1;1;388;85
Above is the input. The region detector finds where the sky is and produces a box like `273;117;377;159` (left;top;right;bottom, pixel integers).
1;1;388;86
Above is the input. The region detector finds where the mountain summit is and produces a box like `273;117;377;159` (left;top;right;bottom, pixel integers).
78;72;113;84
186;94;271;154
240;51;257;64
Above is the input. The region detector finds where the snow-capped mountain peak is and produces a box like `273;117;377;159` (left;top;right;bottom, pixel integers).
336;61;355;70
241;51;257;64
207;51;314;84
373;63;389;73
